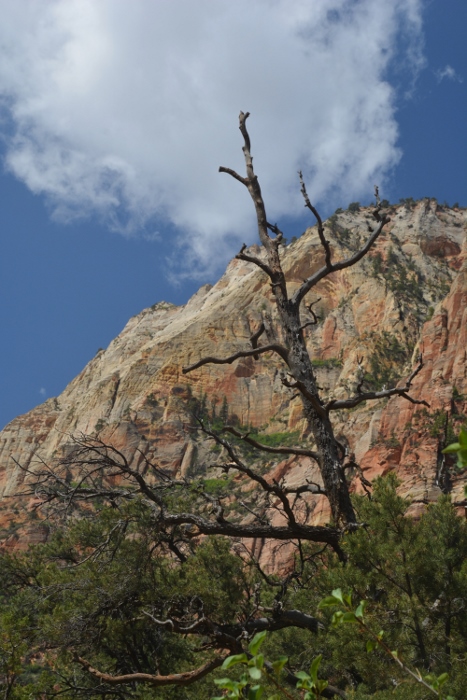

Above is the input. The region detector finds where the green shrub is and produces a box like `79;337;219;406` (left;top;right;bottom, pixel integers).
311;358;343;370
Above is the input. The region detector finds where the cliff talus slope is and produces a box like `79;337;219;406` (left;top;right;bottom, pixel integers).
1;200;466;544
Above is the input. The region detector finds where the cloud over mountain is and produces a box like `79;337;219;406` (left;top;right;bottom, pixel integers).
0;0;424;275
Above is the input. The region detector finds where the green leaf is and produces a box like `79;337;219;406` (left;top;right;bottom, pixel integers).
222;654;248;669
248;666;262;680
459;427;467;446
437;672;449;686
248;685;264;700
366;640;376;653
315;679;329;693
355;600;366;619
331;588;344;604
248;631;267;656
271;657;288;677
309;654;322;684
442;443;461;454
319;596;341;608
295;671;311;681
341;611;358;623
253;653;264;670
331;610;344;626
215;678;240;690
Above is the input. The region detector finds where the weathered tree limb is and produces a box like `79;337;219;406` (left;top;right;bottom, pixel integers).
250;322;266;360
299;298;322;330
159;512;341;549
219;112;357;527
291;208;390;309
236;243;274;278
299;171;331;267
182;343;289;374
325;355;429;412
200;427;298;527
220;426;319;461
73;654;225;687
142;608;321;636
23;434;343;553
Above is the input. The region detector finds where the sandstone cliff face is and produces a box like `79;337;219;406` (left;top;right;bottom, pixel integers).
1;200;466;544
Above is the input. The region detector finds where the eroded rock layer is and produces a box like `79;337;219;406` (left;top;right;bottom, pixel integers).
1;200;466;547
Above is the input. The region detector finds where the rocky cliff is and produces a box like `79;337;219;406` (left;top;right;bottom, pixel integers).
1;199;466;546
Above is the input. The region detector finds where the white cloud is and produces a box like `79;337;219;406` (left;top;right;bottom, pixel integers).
0;0;424;277
435;65;463;84
39;387;47;397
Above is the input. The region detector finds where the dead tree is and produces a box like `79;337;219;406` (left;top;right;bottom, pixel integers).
14;113;430;694
183;111;425;529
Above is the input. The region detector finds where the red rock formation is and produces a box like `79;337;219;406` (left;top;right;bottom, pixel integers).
0;200;466;545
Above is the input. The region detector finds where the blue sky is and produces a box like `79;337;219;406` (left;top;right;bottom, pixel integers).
0;0;465;430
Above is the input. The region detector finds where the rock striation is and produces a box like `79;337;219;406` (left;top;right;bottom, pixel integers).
1;199;466;547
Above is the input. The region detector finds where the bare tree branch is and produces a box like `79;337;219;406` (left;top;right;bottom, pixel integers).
299;297;322;330
182;343;289;374
250;322;267;360
218;166;247;186
280;374;328;419
292;208;390;309
236;243;274;278
299;171;330;267
220;426;319;461
219;111;357;527
325;355;429;412
159;512;341;549
73;654;225;687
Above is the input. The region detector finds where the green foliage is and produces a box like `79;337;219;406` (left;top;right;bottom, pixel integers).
370;252;383;276
443;428;467;468
202;476;234;495
144;392;159;408
220;395;229;424
326;214;351;245
214;632;328;700
94;417;106;432
364;331;410;391
347;201;360;212
319;589;454;699
250;431;300;448
4;478;467;698
311;358;342;370
368;246;427;312
399;197;416;209
414;408;458;448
